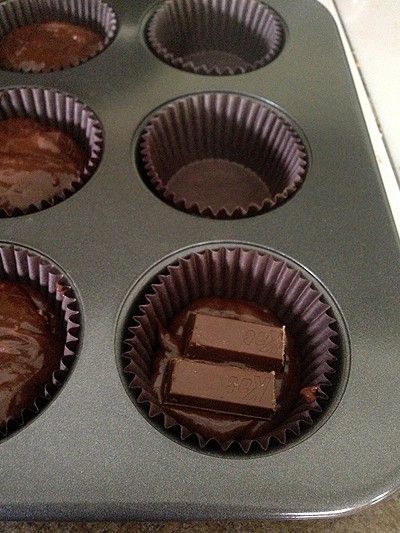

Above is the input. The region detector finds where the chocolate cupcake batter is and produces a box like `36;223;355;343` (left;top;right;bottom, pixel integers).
151;297;301;443
0;118;86;213
0;21;104;72
0;281;64;426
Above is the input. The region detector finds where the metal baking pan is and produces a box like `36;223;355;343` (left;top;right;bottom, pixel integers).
1;0;400;521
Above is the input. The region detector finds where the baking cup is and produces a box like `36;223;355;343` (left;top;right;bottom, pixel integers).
139;92;308;219
0;86;103;217
147;0;284;75
122;247;340;453
0;244;80;439
0;0;118;72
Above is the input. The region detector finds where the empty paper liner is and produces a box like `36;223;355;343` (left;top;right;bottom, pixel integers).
0;86;103;217
0;0;118;72
0;244;80;440
122;247;340;453
139;92;308;219
147;0;284;75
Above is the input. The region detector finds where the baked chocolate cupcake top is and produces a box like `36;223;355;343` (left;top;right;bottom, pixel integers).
152;297;300;443
0;21;104;72
0;281;64;426
0;117;86;213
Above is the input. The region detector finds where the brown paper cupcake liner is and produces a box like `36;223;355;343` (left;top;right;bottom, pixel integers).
122;247;339;453
0;0;118;73
0;244;80;439
140;92;308;219
147;0;284;76
0;86;104;217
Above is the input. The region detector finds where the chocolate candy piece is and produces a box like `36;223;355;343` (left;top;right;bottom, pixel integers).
164;358;276;420
186;312;285;371
152;297;300;442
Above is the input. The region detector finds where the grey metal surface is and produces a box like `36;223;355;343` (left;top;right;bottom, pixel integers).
0;0;399;521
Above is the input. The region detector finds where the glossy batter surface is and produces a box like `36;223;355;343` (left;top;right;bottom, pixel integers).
0;21;104;72
0;118;86;212
0;281;64;425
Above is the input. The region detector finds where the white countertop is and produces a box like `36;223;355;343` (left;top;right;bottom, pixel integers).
334;0;400;178
317;0;400;235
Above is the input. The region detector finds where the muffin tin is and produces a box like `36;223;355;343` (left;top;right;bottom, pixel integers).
1;0;400;521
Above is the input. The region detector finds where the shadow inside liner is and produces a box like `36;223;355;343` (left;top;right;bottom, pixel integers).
181;50;251;70
165;159;271;212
